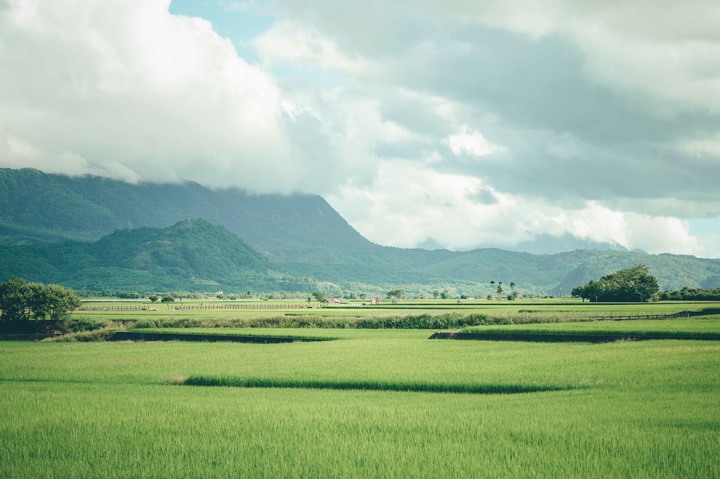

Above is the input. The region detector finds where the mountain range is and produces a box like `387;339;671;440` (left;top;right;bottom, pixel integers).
1;168;719;295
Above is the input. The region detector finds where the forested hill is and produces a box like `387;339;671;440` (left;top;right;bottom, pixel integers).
0;168;372;260
0;219;313;291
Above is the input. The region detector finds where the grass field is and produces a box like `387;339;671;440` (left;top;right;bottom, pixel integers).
461;318;720;337
471;317;720;331
1;303;719;477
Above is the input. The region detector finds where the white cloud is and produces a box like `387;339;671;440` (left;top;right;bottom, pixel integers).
328;161;708;255
253;20;377;75
0;0;341;193
447;126;502;158
328;160;517;249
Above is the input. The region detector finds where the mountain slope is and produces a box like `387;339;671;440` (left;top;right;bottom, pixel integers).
0;168;372;260
0;218;718;293
90;219;269;278
278;245;720;293
1;168;719;294
0;219;313;291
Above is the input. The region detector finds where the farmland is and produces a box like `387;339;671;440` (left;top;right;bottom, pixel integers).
0;301;719;477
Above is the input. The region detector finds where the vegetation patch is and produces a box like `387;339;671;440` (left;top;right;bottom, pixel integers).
109;331;335;343
432;331;720;343
183;375;573;394
45;325;126;342
131;312;505;329
128;311;620;330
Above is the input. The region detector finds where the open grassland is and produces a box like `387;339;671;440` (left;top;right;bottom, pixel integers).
1;313;719;478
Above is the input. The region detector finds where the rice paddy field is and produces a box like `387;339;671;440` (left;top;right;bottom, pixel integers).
1;300;719;477
73;297;718;317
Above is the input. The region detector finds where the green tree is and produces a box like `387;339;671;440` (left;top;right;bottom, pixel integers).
161;295;175;308
496;282;504;300
28;283;81;321
311;291;326;303
572;280;603;303
571;265;659;302
148;295;159;303
509;282;518;300
0;278;33;321
386;289;404;304
0;278;80;321
386;289;404;299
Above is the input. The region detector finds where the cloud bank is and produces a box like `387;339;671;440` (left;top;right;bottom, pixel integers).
1;0;718;256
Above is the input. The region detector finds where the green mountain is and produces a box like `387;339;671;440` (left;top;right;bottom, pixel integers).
0;168;372;260
278;247;720;293
1;168;719;294
0;219;312;292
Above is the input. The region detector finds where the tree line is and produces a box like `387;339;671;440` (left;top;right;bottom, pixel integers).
658;287;720;301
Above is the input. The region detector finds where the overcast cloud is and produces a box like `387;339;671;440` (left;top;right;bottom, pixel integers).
1;0;718;256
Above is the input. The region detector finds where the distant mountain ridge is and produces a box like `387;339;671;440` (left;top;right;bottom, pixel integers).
1;168;719;294
417;233;629;255
508;233;629;255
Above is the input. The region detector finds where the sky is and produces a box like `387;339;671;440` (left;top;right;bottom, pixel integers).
0;0;719;257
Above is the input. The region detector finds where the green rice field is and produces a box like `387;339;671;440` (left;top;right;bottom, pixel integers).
71;298;719;321
1;302;719;477
467;318;720;333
